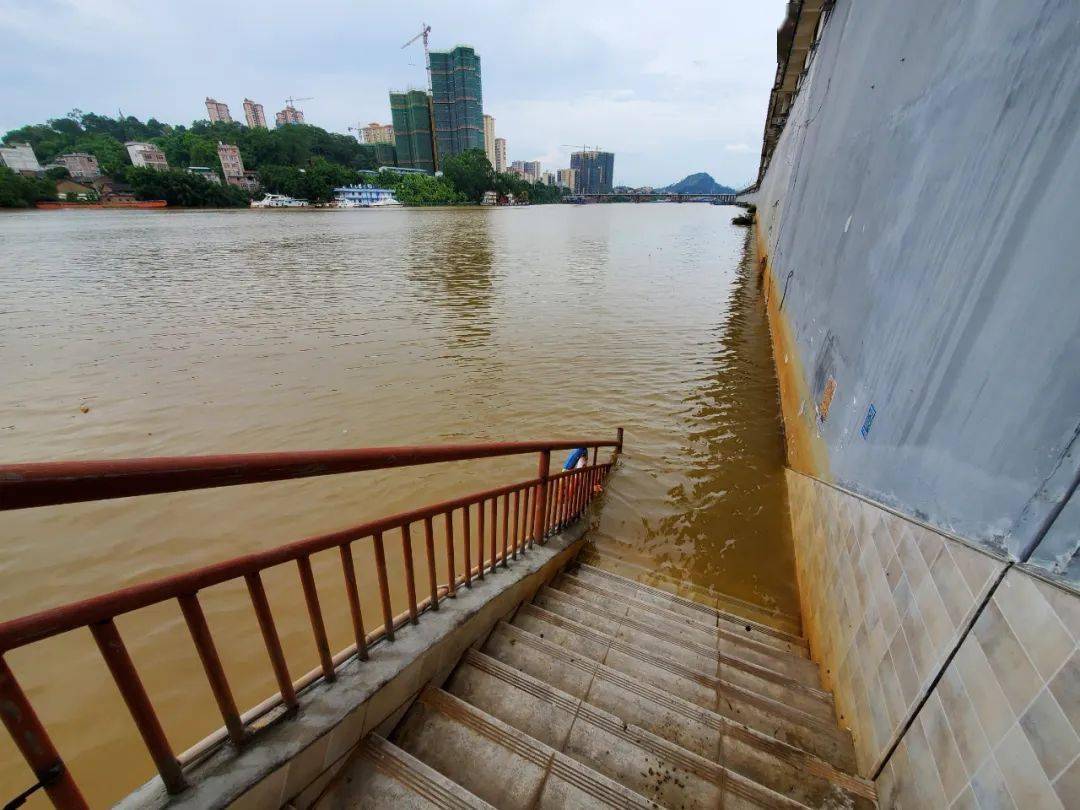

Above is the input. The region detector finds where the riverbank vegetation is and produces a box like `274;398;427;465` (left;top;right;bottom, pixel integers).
2;112;565;208
124;168;251;208
0;167;56;207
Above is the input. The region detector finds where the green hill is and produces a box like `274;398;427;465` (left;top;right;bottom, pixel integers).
657;172;735;195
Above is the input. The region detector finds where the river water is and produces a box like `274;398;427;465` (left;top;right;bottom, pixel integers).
0;204;796;805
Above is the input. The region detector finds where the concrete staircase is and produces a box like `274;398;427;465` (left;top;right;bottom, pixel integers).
322;551;876;808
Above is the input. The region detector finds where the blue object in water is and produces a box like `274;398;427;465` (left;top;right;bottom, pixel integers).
563;447;588;470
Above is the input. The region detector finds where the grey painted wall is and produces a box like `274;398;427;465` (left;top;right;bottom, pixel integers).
751;0;1080;583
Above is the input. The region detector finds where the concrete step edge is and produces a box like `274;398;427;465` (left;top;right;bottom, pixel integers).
416;688;660;809
556;569;810;659
456;650;814;809
579;549;804;632
575;560;805;643
516;603;843;735
357;734;496;810
464;646;875;804
544;578;812;682
536;585;829;699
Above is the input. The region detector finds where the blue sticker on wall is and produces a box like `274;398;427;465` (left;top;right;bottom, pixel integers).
861;404;877;439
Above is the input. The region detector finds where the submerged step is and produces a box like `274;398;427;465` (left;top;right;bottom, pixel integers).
578;548;804;635
574;559;805;641
555;568;808;658
458;646;874;808
549;574;820;683
508;605;855;767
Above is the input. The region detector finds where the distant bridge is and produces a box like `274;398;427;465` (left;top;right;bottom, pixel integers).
565;193;738;204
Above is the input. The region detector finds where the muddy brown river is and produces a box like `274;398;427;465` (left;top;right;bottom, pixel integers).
0;204;796;805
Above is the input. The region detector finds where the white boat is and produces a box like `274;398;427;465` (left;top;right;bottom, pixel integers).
369;197;402;208
332;198;362;209
251;194;309;208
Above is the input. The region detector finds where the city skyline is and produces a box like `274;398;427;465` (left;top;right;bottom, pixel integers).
0;1;785;186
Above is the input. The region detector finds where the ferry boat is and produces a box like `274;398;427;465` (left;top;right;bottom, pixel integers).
332;185;401;208
250;194;308;208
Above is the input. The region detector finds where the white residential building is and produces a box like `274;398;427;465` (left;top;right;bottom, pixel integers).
494;137;507;173
0;143;42;173
125;142;169;171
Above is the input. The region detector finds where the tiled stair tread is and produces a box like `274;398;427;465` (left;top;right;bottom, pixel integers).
448;649;822;810
494;616;855;771
532;586;829;707
509;605;856;767
395;687;675;809
548;575;819;683
459;647;875;808
574;560;805;642
325;734;496;809
555;569;810;658
578;548;803;635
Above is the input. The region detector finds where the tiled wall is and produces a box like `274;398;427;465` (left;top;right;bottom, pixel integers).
786;470;1080;808
876;566;1078;808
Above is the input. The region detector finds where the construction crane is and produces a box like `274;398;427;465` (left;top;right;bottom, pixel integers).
400;23;432;90
400;23;440;172
284;96;314;109
560;144;605;152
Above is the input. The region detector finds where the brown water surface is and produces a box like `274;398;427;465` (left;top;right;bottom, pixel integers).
0;205;795;805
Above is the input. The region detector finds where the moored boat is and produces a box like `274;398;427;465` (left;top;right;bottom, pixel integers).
250;193;309;208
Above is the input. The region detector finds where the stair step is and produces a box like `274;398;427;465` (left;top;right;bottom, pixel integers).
578;548;803;636
447;649;821;809
532;586;834;716
565;565;803;660
323;734;494;809
550;574;818;683
574;560;805;642
393;688;669;809
507;606;856;767
459;646;874;808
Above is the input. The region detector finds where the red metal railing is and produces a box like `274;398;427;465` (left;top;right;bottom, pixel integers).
0;431;622;808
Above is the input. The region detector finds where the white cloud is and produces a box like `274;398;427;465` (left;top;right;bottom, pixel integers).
0;0;787;185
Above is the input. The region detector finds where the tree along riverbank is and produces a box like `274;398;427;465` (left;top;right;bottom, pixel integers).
3;111;563;208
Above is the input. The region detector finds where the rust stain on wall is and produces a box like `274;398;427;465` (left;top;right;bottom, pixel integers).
754;226;832;481
819;377;837;422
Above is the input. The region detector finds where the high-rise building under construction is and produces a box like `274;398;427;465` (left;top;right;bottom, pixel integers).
571;150;615;194
389;90;436;172
429;46;484;160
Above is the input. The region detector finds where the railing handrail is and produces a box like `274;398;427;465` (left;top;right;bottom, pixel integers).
0;438;619;511
0;433;622;808
0;464;594;652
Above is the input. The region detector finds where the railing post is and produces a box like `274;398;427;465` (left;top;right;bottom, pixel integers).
90;619;187;795
0;656;89;809
533;450;550;545
615;427;624;456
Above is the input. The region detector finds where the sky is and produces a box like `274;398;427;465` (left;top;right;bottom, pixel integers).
0;0;785;188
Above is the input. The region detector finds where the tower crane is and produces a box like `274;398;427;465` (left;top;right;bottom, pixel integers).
400;23;440;171
560;144;605;152
285;96;314;109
